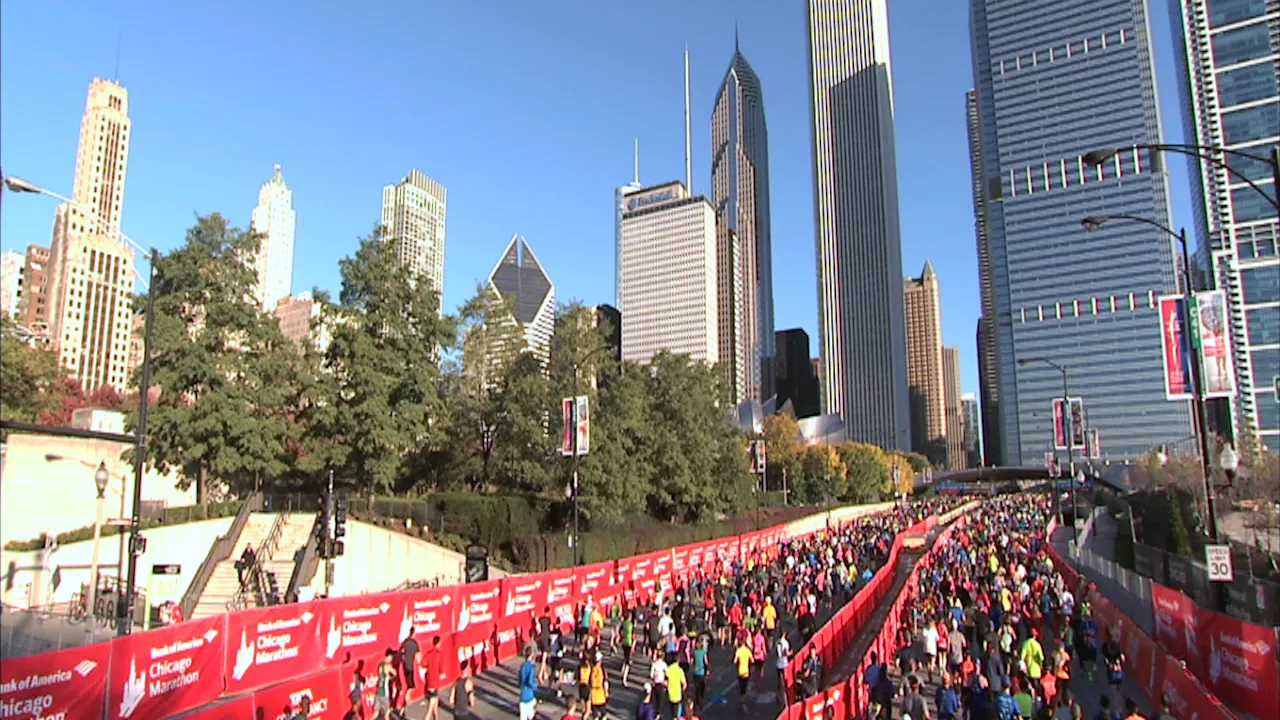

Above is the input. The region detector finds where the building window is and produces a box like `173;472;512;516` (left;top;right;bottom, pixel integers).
1212;23;1273;67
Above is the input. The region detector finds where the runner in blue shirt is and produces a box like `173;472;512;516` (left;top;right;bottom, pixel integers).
518;647;539;720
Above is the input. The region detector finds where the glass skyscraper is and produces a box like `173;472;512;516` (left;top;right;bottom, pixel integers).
1171;0;1279;450
969;0;1194;462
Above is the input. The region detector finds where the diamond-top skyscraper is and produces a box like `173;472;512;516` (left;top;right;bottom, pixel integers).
806;0;911;450
712;33;775;405
486;234;556;366
970;0;1193;461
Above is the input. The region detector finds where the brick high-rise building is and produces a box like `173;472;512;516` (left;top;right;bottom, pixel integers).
944;346;966;470
904;261;947;465
18;245;51;333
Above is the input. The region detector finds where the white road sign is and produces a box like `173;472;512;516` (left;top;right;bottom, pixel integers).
1205;544;1233;582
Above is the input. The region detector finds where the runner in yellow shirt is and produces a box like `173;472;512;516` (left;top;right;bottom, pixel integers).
762;596;779;641
734;636;753;710
666;655;688;717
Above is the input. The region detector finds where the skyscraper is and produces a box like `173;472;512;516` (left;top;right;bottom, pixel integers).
775;328;821;418
46;78;136;392
961;392;982;466
618;181;718;365
806;0;911;450
904;262;947;465
486;234;556;365
711;34;776;404
381;169;448;299
0;250;22;321
967;88;1004;465
18;245;51;333
943;346;966;470
1171;0;1279;450
250;164;296;311
970;0;1193;462
615;142;642;306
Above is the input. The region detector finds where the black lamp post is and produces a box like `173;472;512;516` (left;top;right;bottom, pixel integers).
568;344;613;566
1019;357;1079;546
1083;144;1279;212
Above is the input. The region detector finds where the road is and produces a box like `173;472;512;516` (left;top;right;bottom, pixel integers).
394;592;850;719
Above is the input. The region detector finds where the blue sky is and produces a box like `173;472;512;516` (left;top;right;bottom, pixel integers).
0;0;1195;397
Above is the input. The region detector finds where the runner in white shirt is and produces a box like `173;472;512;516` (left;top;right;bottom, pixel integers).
922;620;940;682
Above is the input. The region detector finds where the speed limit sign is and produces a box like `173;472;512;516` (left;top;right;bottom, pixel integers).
1205;544;1234;582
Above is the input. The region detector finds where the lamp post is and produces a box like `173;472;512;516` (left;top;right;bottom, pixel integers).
1020;356;1079;545
1081;214;1219;545
4;175;157;635
568;344;614;567
1082;144;1279;212
87;461;110;618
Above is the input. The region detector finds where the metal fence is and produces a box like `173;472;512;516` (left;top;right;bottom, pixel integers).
1;601;122;659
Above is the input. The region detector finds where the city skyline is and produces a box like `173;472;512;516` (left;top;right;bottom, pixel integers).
0;1;1212;404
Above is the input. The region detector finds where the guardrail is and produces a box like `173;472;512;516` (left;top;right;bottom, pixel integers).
285;513;321;603
228;510;287;611
179;492;262;621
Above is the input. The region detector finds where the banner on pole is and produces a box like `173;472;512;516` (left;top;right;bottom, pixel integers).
560;398;574;456
1194;290;1235;399
560;396;590;456
1052;398;1086;450
1159;295;1195;400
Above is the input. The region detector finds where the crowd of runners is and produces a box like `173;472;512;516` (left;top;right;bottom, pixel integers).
505;497;964;719
862;495;1152;720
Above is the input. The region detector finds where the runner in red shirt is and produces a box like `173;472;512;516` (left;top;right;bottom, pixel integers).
422;635;443;720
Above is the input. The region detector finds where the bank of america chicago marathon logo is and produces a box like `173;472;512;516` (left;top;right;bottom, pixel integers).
325;602;393;660
231;611;315;681
504;579;542;617
456;586;499;632
0;659;100;719
118;628;219;719
1207;632;1271;690
409;592;452;635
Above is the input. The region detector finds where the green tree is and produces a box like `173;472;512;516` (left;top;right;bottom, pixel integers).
1166;492;1193;556
576;362;652;521
761;413;804;493
301;227;454;498
489;351;553;493
800;443;846;503
0;318;67;424
837;442;891;503
139;214;300;503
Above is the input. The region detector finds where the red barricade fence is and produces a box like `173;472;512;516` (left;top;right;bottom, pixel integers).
4;505;907;720
1043;536;1272;720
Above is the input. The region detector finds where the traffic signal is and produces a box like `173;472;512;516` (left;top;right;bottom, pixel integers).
316;492;334;560
333;498;347;557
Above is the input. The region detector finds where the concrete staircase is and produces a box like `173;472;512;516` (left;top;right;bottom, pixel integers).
191;513;277;620
260;515;314;598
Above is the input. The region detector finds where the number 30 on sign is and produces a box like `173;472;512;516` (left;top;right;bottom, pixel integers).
1205;544;1233;582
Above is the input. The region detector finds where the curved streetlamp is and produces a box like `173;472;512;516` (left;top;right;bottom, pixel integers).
1018;356;1079;546
1082;144;1279;212
4;174;158;636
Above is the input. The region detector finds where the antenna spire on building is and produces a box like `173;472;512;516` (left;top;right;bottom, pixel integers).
634;138;640;184
684;45;692;192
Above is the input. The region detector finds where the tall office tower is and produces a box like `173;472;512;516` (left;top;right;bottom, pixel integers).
381;169;448;299
904;262;948;465
1171;0;1279;449
46;78;137;392
775;328;821;418
0;250;22;320
975;317;1002;462
250;164;296;311
594;303;622;363
961;393;982;466
806;0;911;450
970;0;1193;462
615;141;643;305
19;245;51;332
943;346;966;469
967;89;1005;464
618;181;718;365
711;35;776;404
486;234;556;365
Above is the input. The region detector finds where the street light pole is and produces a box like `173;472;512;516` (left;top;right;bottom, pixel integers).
88;462;110;618
1082;215;1219;543
1020;357;1078;546
122;249;157;635
568;344;613;567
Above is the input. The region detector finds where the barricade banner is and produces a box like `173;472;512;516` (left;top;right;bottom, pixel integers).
1151;583;1198;673
824;684;848;720
452;579;503;668
337;652;382;718
1120;619;1160;694
0;640;111;720
652;550;673;594
224;602;324;694
1197;606;1280;720
106;614;226;720
541;567;578;630
251;667;345;720
318;591;408;667
687;542;707;573
575;561;617;608
403;584;458;639
177;695;256;719
672;545;691;577
497;575;542;659
714;536;737;563
1158;654;1233;720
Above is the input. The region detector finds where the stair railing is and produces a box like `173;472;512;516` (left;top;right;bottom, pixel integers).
227;509;288;612
179;492;263;621
285;511;323;603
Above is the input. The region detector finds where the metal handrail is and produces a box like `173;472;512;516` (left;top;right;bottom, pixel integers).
179;492;262;621
227;509;287;611
285;513;322;603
